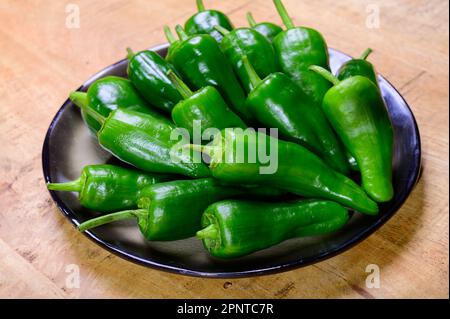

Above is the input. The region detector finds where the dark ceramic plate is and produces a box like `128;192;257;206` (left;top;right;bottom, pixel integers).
42;44;421;278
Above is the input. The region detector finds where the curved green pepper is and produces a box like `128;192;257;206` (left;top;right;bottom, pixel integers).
69;76;155;132
74;101;210;178
127;48;182;114
184;0;233;43
214;25;279;94
197;199;349;259
337;48;379;88
78;178;285;241
190;129;378;214
242;57;350;174
311;66;394;202
168;71;247;142
272;0;331;107
47;164;168;212
246;12;283;43
170;26;250;123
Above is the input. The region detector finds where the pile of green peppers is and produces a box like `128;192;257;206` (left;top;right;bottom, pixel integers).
49;0;394;260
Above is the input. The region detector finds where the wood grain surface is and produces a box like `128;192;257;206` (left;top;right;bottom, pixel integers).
0;0;448;299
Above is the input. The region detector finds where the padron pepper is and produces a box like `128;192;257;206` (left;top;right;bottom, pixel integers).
242;56;350;174
168;71;247;142
197;199;349;259
74;102;211;178
310;65;394;202
127;48;182;114
272;0;332;107
70;76;155;132
246;12;283;43
170;26;251;123
337;48;379;89
189;129;378;214
47;164;168;212
78;178;285;241
334;48;378;172
214;25;279;94
184;0;233;42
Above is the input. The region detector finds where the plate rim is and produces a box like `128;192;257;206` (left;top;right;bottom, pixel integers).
42;43;422;278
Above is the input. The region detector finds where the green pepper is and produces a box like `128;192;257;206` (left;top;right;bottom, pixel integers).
272;0;331;107
184;0;233;43
214;25;279;94
190;129;378;214
164;26;182;64
69;76;155;132
337;48;378;88
242;57;350;174
170;26;251;123
77;178;285;241
47;164;168;212
74;101;211;178
246;12;283;43
337;49;381;173
310;66;394;202
127;48;182;114
197;199;349;259
168;71;247;142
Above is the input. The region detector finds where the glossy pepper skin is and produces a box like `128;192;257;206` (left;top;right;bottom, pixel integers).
75;102;211;178
77;178;285;241
215;25;279;94
184;0;233;43
69;76;155;132
272;0;332;107
337;48;379;89
242;57;350;174
197;199;349;259
311;66;394;202
170;26;251;123
190;129;378;214
168;71;246;141
246;12;283;43
127;48;182;114
47;165;168;212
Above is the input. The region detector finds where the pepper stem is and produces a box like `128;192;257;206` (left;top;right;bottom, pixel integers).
196;0;205;12
78;209;147;232
70;91;106;125
69;91;88;109
47;177;83;192
241;55;262;91
360;48;373;60
214;25;230;36
247;12;257;27
167;70;193;99
196;224;219;240
309;65;340;86
164;26;176;44
126;47;135;61
175;25;189;41
273;0;295;29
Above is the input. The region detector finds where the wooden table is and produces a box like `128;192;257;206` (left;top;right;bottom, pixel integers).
0;0;448;299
